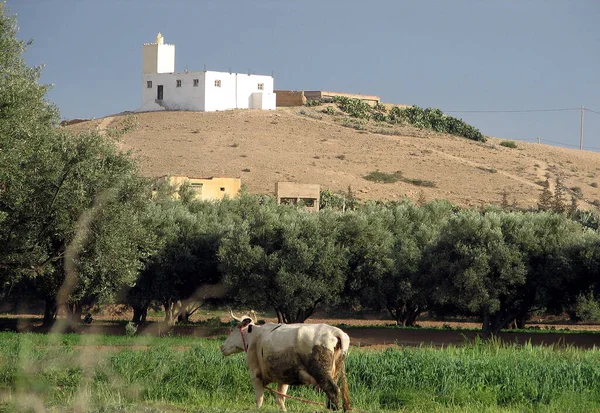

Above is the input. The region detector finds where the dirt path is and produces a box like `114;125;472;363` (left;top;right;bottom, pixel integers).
96;116;114;135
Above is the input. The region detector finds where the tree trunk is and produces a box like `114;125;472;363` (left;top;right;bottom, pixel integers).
275;307;312;324
164;300;183;326
515;314;527;329
388;304;420;327
66;303;82;324
482;311;492;335
406;307;420;327
43;298;57;327
483;310;518;336
132;305;148;325
275;308;287;324
177;311;190;323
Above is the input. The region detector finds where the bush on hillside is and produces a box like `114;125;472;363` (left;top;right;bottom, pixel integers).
333;96;373;119
364;170;402;183
500;140;518;148
330;97;486;142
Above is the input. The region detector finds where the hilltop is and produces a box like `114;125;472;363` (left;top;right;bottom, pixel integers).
68;106;600;210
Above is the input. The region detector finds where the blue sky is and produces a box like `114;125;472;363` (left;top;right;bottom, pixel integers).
7;0;600;150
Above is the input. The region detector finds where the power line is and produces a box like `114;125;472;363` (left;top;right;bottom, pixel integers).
496;136;600;152
444;108;580;113
542;139;580;148
585;108;600;116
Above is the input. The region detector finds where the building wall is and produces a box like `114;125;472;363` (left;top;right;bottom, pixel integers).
195;177;241;200
304;90;380;105
166;176;241;201
139;71;275;112
140;72;207;112
275;90;306;107
236;74;276;110
203;71;238;112
142;43;175;74
276;182;321;212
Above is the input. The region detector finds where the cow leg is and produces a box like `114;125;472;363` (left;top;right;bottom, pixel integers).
320;377;340;411
275;383;289;411
307;346;340;410
299;369;319;387
251;377;264;408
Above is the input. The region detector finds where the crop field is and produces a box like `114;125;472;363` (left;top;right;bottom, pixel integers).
0;333;599;412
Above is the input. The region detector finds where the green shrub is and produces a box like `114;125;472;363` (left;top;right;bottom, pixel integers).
333;96;372;119
575;291;600;322
388;106;403;124
125;321;137;337
372;111;388;122
322;106;336;115
305;99;321;107
500;140;518;148
373;102;387;112
364;170;402;183
332;99;486;142
403;178;436;188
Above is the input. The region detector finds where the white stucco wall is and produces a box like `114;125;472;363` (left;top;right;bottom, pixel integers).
138;71;275;112
140;72;207;111
250;92;276;110
203;71;237;112
235;74;271;109
157;44;175;73
142;43;175;74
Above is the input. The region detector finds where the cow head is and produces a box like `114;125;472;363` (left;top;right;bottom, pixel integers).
220;310;257;356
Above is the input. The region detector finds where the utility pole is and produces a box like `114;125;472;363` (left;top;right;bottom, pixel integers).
537;137;540;144
580;106;584;150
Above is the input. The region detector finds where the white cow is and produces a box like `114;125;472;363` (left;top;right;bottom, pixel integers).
221;311;351;411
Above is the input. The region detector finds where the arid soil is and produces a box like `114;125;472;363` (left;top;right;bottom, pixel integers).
68;107;600;209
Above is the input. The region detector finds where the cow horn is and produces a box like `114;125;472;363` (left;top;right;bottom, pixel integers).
230;310;243;322
250;310;257;324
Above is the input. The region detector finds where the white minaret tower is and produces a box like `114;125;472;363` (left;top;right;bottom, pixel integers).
142;32;175;74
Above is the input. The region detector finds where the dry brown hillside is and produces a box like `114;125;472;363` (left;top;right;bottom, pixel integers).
68;107;600;210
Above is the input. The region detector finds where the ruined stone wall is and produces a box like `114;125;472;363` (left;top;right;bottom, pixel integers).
304;90;380;105
275;90;306;107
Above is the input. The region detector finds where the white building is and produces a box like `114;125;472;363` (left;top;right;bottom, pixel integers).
138;33;276;112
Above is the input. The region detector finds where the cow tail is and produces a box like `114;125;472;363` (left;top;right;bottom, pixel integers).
340;365;350;412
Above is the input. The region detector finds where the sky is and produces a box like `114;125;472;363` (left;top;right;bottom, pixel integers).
6;0;600;151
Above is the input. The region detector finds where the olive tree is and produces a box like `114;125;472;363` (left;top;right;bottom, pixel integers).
422;210;527;334
0;6;156;324
219;204;347;323
383;200;455;326
132;194;232;326
338;204;394;315
502;211;584;327
340;200;454;326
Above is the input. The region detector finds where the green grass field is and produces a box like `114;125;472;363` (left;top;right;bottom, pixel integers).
0;333;599;412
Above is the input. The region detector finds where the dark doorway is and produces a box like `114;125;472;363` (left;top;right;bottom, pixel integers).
157;85;163;100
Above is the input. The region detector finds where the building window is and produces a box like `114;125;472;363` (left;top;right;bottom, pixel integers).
302;198;316;208
214;79;221;87
146;81;152;88
193;79;199;87
220;187;225;192
190;183;203;196
258;83;264;90
280;198;298;205
176;79;182;87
